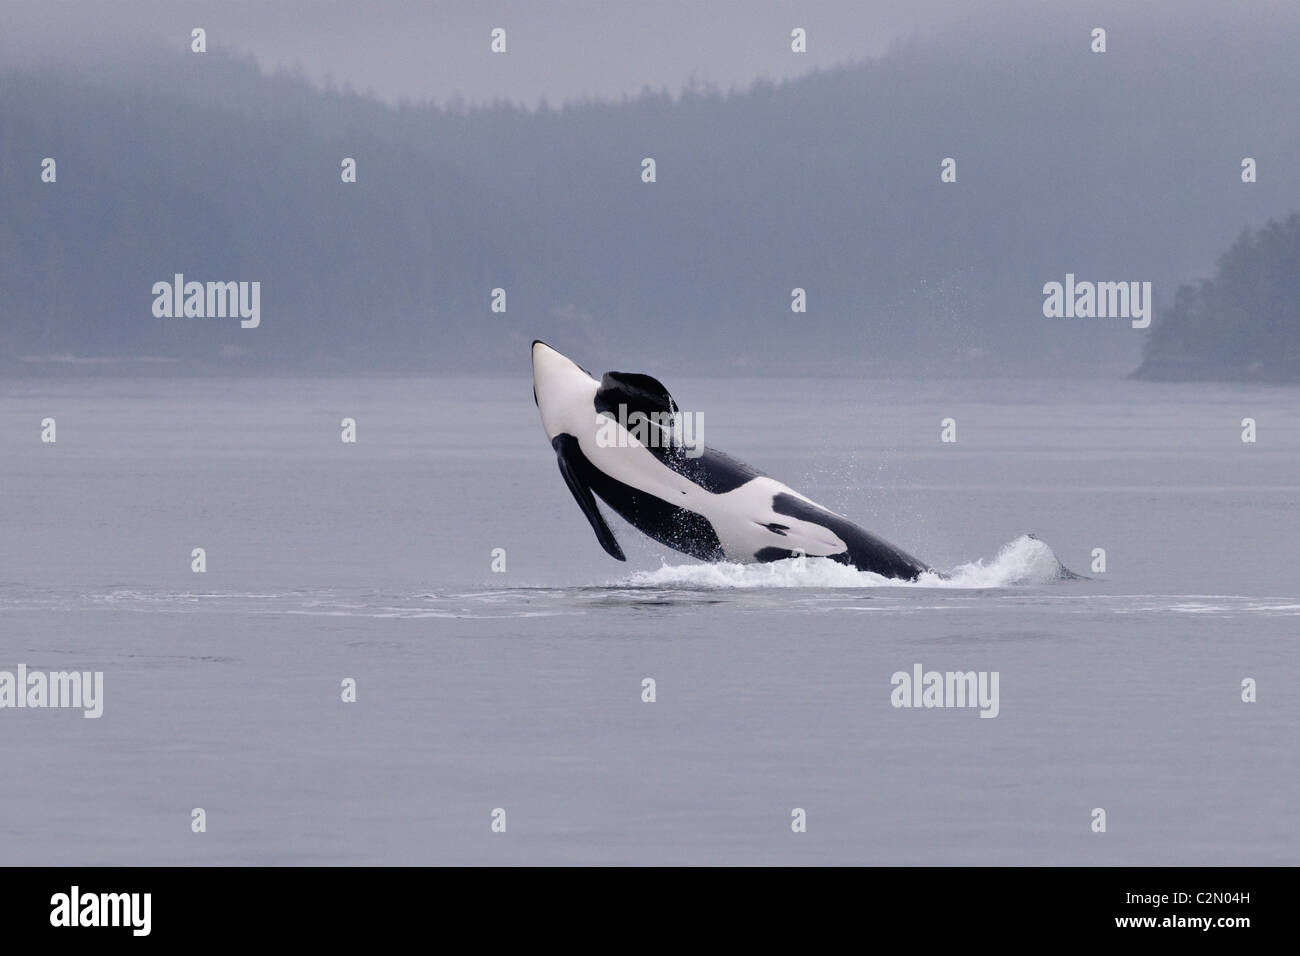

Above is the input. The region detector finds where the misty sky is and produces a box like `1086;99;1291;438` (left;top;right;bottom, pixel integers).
2;0;973;106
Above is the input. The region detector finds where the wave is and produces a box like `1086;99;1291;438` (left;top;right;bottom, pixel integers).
621;534;1078;589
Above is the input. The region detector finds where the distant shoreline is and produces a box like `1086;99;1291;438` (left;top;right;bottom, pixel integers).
1132;359;1300;384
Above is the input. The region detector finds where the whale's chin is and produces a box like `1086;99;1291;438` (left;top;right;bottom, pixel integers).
531;340;598;441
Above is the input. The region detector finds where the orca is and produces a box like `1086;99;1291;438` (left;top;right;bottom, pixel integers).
531;341;931;580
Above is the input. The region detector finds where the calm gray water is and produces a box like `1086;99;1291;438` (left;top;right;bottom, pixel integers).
1;375;1296;865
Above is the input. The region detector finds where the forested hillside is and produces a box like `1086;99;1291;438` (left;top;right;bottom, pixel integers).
3;9;1298;376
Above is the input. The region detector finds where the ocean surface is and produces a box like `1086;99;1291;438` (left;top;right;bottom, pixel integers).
1;374;1296;865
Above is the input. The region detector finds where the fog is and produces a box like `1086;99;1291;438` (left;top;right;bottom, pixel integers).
2;0;1297;377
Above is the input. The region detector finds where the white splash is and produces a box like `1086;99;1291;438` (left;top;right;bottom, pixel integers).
622;535;1074;589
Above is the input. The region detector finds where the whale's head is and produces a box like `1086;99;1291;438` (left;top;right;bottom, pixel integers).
531;340;599;441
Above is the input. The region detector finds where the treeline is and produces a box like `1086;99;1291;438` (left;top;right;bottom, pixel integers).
1134;213;1300;382
2;7;1299;377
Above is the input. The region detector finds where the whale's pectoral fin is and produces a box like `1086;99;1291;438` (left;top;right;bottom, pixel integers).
595;371;678;419
554;439;626;561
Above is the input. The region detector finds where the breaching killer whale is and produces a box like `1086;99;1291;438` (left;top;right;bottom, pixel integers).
531;340;933;580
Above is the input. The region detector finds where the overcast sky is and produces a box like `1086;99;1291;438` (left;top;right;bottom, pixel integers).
0;0;978;106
